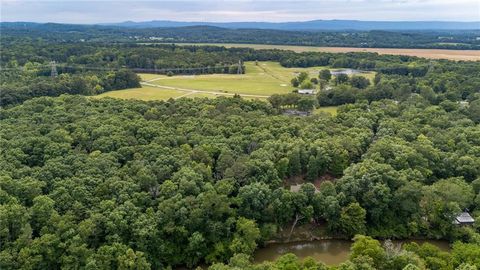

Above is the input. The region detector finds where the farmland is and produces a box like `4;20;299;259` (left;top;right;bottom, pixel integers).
166;43;480;61
96;61;374;101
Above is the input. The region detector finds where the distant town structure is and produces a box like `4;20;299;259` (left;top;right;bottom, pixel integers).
297;89;316;95
454;211;475;226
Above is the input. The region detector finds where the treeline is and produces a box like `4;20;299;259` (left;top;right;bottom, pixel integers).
268;93;317;112
0;43;248;74
0;69;140;106
2;23;480;49
1;95;479;268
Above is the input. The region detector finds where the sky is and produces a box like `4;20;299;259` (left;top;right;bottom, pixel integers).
1;0;479;24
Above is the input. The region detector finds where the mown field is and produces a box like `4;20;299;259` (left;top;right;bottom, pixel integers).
166;43;480;61
94;86;187;100
143;61;315;96
96;61;374;102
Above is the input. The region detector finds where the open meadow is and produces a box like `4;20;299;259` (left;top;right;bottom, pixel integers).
96;61;374;101
94;86;187;100
165;43;480;61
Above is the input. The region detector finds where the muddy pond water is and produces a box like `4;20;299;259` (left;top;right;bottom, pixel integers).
253;239;450;265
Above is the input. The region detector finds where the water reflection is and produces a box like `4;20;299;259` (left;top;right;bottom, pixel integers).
253;239;449;265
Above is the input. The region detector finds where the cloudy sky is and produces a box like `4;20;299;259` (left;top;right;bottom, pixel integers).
1;0;479;23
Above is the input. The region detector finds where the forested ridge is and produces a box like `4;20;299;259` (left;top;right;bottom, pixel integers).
1;93;480;269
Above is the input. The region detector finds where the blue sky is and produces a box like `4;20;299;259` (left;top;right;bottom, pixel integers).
1;0;479;23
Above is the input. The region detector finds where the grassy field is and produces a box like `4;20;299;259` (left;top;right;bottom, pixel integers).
96;61;374;101
94;86;185;100
143;61;329;96
314;106;338;116
164;43;480;61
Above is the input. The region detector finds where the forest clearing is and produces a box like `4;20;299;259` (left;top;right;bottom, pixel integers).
95;61;374;102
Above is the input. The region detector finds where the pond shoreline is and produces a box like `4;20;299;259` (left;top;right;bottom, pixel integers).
254;238;451;265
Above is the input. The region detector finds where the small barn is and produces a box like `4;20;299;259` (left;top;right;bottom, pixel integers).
454;212;475;226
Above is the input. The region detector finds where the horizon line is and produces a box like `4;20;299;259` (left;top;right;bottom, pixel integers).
2;19;480;24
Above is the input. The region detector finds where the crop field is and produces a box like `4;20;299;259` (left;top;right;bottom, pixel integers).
167;43;480;61
95;61;375;101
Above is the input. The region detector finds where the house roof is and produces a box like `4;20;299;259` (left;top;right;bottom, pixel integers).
455;212;475;223
297;89;315;93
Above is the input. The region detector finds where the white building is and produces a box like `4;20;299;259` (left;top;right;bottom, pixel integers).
297;89;316;95
454;212;475;226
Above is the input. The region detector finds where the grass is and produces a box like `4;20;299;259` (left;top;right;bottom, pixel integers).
95;61;374;102
139;73;165;82
145;61;301;96
314;106;339;116
143;61;371;96
94;86;185;100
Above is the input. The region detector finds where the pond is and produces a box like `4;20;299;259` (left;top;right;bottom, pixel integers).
253;239;450;265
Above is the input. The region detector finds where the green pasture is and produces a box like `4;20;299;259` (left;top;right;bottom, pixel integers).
96;61;374;101
142;61;332;96
94;86;185;101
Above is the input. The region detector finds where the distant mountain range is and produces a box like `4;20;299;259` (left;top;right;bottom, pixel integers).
102;20;480;31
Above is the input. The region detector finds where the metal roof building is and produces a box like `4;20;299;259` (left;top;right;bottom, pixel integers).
454;212;475;225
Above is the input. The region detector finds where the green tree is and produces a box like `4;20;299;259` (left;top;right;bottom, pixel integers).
335;74;350;85
30;195;57;234
297;72;309;83
118;249;151;270
350;76;371;89
338;203;367;237
299;80;314;90
229;218;260;255
468;99;480;123
350;235;386;269
319;69;332;82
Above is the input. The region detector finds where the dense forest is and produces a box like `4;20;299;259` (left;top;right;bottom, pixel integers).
1;93;480;269
2;23;480;49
